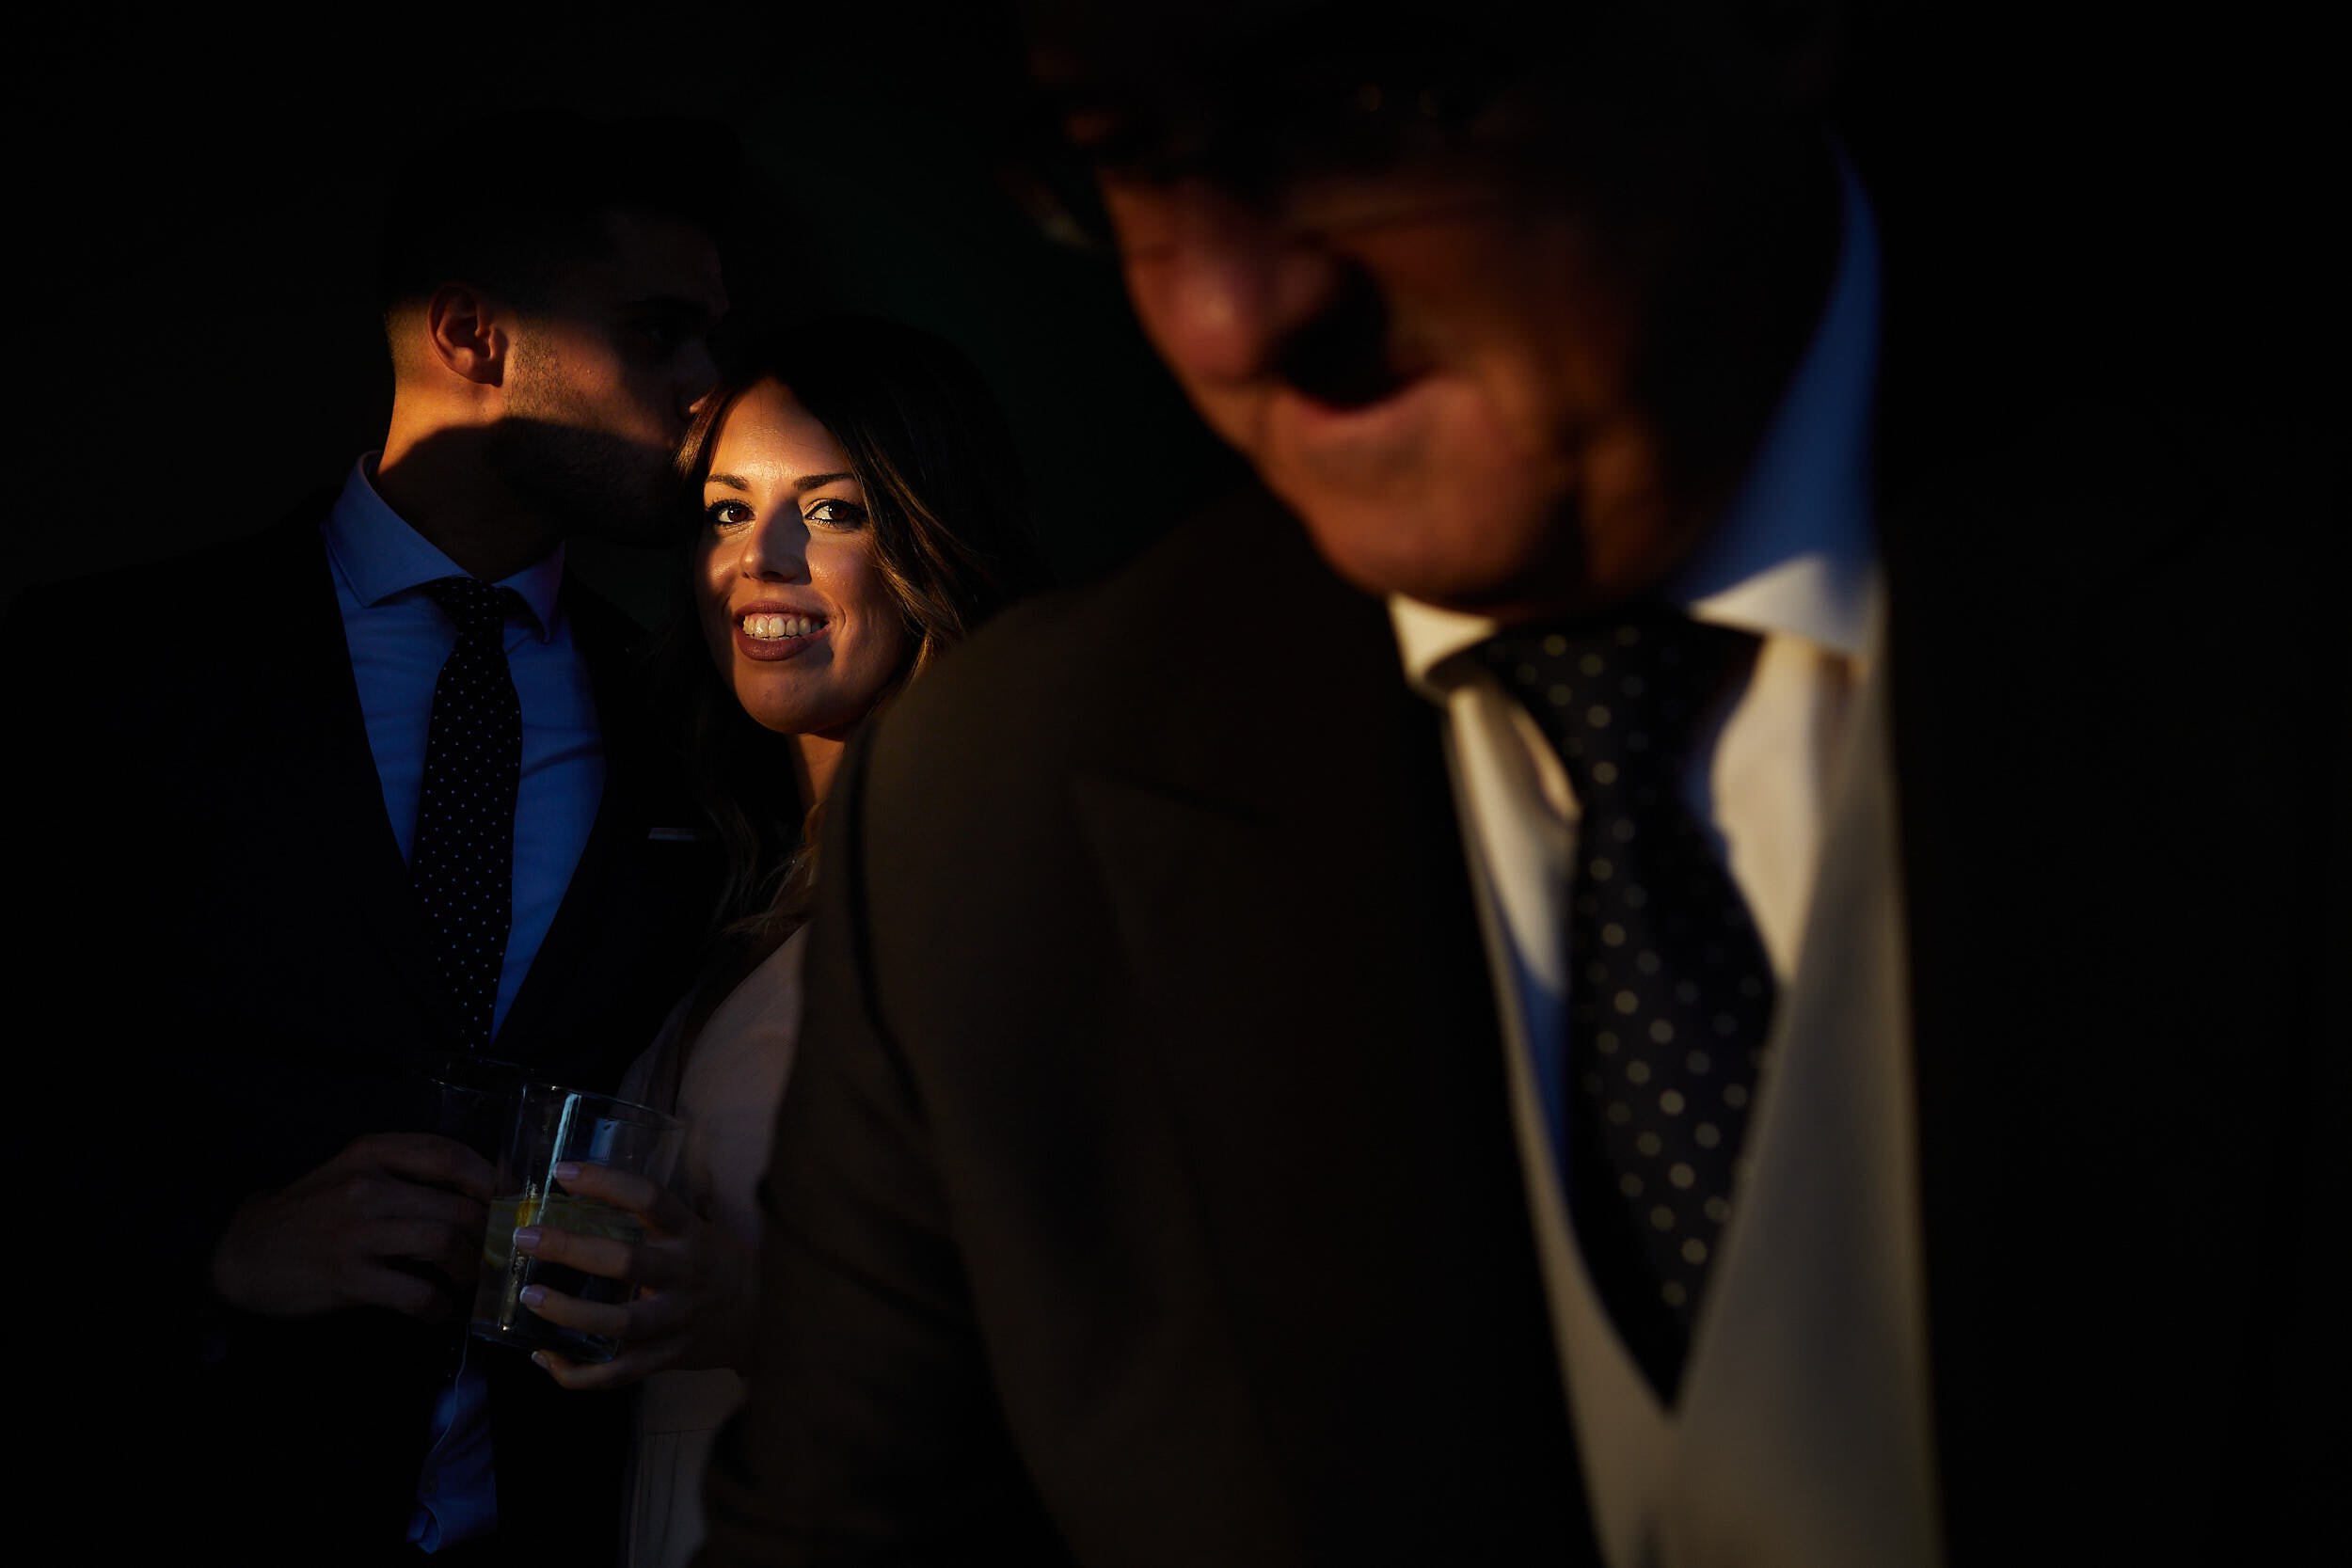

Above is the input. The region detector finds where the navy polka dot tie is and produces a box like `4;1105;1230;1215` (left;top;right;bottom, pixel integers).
1477;604;1772;1401
413;577;527;1053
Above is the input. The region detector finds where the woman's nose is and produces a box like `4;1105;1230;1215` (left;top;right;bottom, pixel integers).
1106;177;1349;389
739;515;809;580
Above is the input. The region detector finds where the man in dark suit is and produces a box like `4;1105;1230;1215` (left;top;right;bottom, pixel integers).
701;4;2341;1564
8;112;734;1562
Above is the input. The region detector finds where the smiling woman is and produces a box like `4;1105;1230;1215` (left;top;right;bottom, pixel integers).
513;311;1048;1568
695;378;911;750
672;312;1052;934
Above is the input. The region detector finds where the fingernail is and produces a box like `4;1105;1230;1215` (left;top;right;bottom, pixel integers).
514;1227;542;1251
531;1352;549;1370
554;1162;581;1182
519;1285;545;1308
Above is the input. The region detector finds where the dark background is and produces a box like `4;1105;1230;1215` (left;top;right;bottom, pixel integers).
6;6;2336;622
3;2;1243;623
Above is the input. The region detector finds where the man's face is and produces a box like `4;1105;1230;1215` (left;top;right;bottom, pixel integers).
1101;167;1670;617
496;207;729;546
1047;12;1826;619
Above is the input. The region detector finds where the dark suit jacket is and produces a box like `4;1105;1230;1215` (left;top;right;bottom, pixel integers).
698;338;2344;1560
7;501;719;1564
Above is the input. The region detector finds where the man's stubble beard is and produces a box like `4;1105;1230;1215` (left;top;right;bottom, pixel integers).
497;346;678;548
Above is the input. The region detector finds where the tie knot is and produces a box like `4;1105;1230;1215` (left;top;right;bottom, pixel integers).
422;577;528;640
1476;604;1754;797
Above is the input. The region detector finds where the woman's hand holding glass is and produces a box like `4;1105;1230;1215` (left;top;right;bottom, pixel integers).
512;1159;756;1389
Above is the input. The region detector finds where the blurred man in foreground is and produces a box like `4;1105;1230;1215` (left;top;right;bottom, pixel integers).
703;4;2341;1563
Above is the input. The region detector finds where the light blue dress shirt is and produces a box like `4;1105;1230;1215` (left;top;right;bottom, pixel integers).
320;454;608;1550
1664;141;1882;648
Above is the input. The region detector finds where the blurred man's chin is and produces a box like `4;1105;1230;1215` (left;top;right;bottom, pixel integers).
1290;492;1574;615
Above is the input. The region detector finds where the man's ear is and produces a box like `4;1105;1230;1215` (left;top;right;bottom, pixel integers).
423;281;509;388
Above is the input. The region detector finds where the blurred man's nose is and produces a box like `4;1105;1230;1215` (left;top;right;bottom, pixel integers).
1107;179;1347;388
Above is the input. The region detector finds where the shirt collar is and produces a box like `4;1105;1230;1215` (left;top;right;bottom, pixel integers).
323;453;565;639
1392;140;1882;697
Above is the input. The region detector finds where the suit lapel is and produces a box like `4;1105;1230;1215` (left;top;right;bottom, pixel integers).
1063;506;1589;1553
247;519;459;1044
1871;288;2336;1548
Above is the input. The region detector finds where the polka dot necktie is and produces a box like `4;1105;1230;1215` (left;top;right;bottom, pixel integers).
1476;604;1773;1401
412;577;527;1053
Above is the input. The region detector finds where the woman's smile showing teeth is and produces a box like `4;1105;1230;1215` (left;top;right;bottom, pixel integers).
742;611;827;641
732;607;832;662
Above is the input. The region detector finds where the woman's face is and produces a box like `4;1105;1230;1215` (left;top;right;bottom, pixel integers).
694;377;911;738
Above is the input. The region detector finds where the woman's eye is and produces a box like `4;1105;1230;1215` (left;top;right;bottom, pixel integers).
705;500;752;529
804;499;866;528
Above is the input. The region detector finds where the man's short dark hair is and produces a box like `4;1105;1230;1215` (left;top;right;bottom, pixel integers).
374;108;741;317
